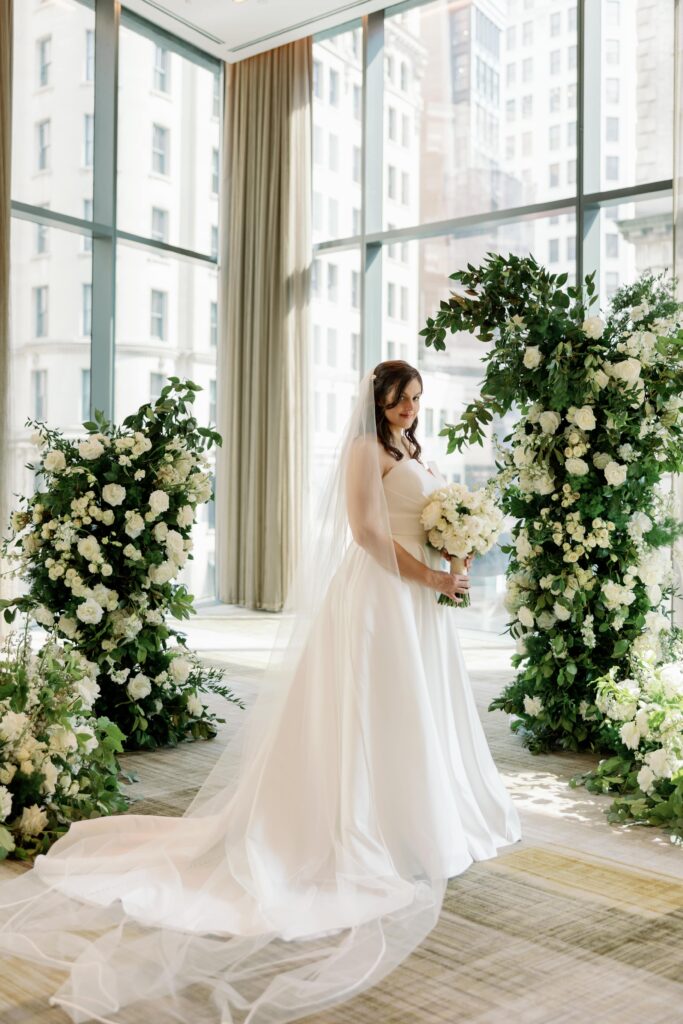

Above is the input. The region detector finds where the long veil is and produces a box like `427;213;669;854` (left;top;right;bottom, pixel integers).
0;369;448;1023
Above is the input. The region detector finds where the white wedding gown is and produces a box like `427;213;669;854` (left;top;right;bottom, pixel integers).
0;454;521;1023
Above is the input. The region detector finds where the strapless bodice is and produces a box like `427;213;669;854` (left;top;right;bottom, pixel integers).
382;458;445;542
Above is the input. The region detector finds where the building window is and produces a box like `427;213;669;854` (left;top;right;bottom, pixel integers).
568;6;578;31
32;369;47;420
506;63;516;87
400;61;409;90
84;113;94;168
606;78;619;103
567;83;577;109
606;155;619;180
402;114;410;147
328;133;339;172
313;60;323;99
211;224;218;260
568;45;577;70
522;20;533;45
387;282;396;318
210;301;218;347
506;135;515;159
567;158;576;184
81;368;90;421
567;121;576;145
327;263;338;302
522;57;532;82
550;12;561;36
150;372;164;404
85;29;95;82
33;286;48;337
387;165;397;200
567;235;576;261
522;95;532;118
329;69;339;106
353;83;361;120
507;26;516;48
209;379;217;424
311;258;321;296
387;340;396;359
326;328;337;367
352;145;361;183
506;99;516;122
152;124;169;175
550;50;560;75
83;199;93;252
313;191;323;232
151;206;168;242
36;119;50;171
522;132;532;157
153;45;170;92
212;147;219;193
351;270;360;309
606;39;620;65
549;163;560;188
82;283;92;336
401;171;409;205
328;198;338;236
606;233;619;258
548;239;559;263
606;116;619;142
150;290;167;340
606;271;619;298
400;286;409;321
425;408;434;436
326;393;336;432
549;125;560;150
607;1;620;26
549;88;561;113
352;207;361;234
37;36;51;87
35;218;49;255
351;332;359;370
387;107;396;141
213;72;220;117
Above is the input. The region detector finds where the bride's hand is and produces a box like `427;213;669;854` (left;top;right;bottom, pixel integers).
431;569;469;602
440;550;474;570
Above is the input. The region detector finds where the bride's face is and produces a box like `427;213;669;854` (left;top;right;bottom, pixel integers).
384;378;422;433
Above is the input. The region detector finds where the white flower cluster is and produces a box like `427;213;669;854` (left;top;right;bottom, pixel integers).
420;483;504;561
595;658;683;797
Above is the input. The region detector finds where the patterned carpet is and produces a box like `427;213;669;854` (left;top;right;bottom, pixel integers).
1;615;682;1023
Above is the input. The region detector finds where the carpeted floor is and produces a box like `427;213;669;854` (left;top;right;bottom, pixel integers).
1;611;682;1023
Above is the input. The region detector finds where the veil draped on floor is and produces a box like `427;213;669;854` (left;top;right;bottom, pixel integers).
0;369;448;1024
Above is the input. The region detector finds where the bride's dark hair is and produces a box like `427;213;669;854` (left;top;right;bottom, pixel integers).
373;360;423;463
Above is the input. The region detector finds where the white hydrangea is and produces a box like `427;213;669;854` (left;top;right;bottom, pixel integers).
523;695;544;716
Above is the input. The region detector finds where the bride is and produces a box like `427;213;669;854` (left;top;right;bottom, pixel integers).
0;360;521;1023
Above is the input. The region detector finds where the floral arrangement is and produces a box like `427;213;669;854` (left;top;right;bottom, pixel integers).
570;631;683;840
420;255;683;754
0;627;126;859
421;483;503;607
0;378;244;750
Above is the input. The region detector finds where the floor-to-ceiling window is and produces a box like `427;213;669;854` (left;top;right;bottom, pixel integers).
9;0;222;600
312;0;674;605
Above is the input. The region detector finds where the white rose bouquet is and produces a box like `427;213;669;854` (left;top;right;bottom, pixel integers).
0;629;127;858
420;483;503;607
1;378;244;752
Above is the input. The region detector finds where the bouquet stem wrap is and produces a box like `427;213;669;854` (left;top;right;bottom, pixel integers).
438;556;470;608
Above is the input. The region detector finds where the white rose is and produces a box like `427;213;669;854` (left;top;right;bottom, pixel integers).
40;759;59;796
0;711;29;744
566;457;589;476
78;437;105;460
609;358;642;385
604;461;627;487
592;368;609;389
102;483;126;507
18;804;49;836
0;785;12;821
30;430;46;446
186;693;204;717
518;606;534;628
582;316;604;339
148;490;170;517
76;597;104;625
43;449;66;473
522;346;542;369
169;657;192;684
523;695;544;716
57;615;78;639
77;535;101;562
32;604;55;628
123;543;142;561
637;764;656;794
539;411;561;435
76;675;100;710
646;746;673;779
536;611;557;630
153;522;169;542
592;452;611;470
176;505;195;528
553;602;571;621
619;720;641;751
573;405;596;431
127;673;152;700
124;511;145;539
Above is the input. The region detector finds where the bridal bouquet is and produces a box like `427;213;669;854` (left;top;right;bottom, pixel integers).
420;483;503;607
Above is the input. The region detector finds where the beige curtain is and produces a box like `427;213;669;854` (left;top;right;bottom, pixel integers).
0;0;12;638
674;0;683;626
215;39;312;612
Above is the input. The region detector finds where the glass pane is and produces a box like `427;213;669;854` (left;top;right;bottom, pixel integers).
309;249;361;502
312;27;363;243
117;23;221;255
600;0;673;190
383;219;576;611
12;1;96;219
599;195;673;306
7;217;92;507
383;1;577;229
115;242;218;599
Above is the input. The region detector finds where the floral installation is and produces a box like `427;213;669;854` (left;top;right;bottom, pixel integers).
0;378;245;751
0;626;126;859
421;483;503;607
420;254;683;754
570;630;683;841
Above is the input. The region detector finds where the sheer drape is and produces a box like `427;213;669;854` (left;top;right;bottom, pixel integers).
216;40;312;612
0;0;13;639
